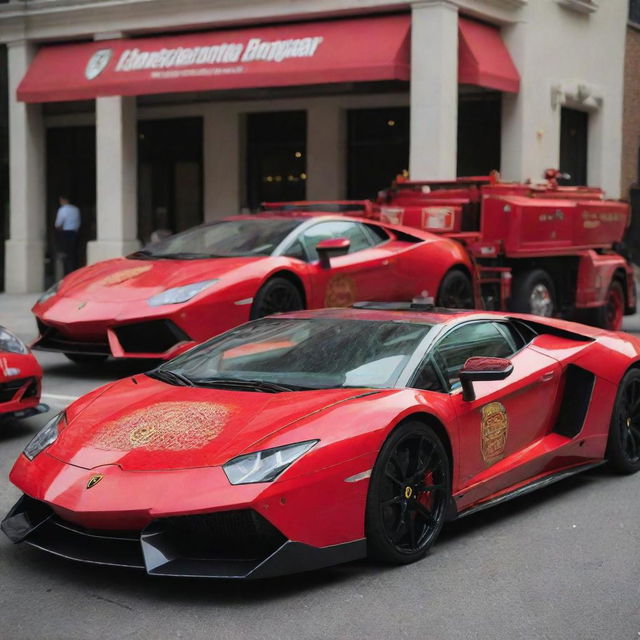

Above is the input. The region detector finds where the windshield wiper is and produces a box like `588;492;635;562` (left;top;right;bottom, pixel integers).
148;369;195;387
190;377;305;393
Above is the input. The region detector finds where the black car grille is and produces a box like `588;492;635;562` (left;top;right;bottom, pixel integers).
113;320;190;354
0;377;36;403
160;509;287;561
35;320;111;356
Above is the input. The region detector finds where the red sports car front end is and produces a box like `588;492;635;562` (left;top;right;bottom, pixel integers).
0;327;46;420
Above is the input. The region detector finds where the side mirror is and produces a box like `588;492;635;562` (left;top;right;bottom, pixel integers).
316;237;350;269
459;356;513;402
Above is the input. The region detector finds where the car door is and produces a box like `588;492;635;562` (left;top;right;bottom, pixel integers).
429;320;563;505
293;220;397;307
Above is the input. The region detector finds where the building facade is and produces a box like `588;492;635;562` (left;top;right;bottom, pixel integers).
0;0;628;293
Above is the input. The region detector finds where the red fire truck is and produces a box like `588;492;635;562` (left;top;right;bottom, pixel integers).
264;171;636;330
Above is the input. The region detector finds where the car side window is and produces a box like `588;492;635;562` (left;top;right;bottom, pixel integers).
301;221;373;261
433;322;516;390
411;358;446;392
282;240;307;261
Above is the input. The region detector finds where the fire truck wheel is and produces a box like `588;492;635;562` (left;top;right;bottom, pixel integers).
510;269;555;317
591;279;625;331
436;270;474;309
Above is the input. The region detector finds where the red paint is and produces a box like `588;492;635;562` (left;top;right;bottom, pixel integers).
0;349;43;418
8;308;640;548
32;215;472;360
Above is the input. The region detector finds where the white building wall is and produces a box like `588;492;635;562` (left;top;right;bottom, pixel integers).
501;0;627;197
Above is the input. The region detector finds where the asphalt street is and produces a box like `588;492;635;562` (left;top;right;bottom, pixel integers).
0;293;639;640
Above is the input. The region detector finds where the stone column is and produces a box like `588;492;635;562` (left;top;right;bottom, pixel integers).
306;103;346;200
203;105;241;220
86;95;139;264
4;40;46;293
409;0;459;180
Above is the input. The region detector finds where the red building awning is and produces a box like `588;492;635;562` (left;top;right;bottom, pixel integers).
458;18;520;93
17;15;519;103
17;15;411;103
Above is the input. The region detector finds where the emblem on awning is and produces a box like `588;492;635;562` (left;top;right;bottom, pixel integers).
85;49;113;80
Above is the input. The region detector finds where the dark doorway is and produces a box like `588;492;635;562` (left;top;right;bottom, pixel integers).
559;107;589;185
457;94;501;176
245;111;307;210
138;118;203;244
347;107;409;199
46;126;96;284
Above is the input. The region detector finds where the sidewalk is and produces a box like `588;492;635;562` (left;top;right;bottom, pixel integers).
0;293;41;343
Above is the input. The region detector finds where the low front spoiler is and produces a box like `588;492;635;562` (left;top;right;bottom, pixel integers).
1;495;366;579
1;403;49;421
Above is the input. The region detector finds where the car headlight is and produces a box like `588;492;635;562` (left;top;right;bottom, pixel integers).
147;279;219;307
23;412;65;461
223;440;318;485
37;281;60;305
0;327;28;354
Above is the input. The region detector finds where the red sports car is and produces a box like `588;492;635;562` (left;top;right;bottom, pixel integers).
4;305;639;578
0;326;46;420
31;214;473;363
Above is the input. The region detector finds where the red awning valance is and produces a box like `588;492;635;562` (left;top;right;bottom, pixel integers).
458;18;520;93
17;14;519;103
17;15;411;103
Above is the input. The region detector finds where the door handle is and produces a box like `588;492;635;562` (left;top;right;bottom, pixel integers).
540;371;555;382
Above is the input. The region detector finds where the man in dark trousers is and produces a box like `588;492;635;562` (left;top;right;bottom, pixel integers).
54;195;81;275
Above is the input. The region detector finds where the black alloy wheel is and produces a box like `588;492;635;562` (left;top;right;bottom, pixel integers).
437;270;474;309
607;369;640;474
366;421;451;564
250;277;304;320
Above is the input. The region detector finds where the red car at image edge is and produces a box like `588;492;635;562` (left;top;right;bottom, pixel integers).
31;213;473;362
3;304;639;578
0;326;46;421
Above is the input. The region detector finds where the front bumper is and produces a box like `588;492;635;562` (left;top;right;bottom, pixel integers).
2;494;366;579
0;375;46;420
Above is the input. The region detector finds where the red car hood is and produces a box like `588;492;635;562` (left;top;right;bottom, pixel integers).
57;256;266;302
48;375;365;471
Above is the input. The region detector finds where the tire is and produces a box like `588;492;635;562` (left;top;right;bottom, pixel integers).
250;277;304;320
509;269;555;317
590;279;625;331
436;269;474;309
366;421;451;564
64;353;108;365
606;368;640;474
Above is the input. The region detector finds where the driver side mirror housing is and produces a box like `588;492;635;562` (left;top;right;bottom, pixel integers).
316;237;350;269
459;356;513;402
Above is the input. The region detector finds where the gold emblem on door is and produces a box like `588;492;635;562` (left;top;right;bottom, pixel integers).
480;402;509;464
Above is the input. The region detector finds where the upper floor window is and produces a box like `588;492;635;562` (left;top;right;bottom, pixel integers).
631;0;640;26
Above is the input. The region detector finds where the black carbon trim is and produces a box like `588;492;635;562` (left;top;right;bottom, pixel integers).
553;364;595;438
2;496;367;579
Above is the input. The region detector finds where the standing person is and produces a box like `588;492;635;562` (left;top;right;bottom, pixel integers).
54;195;81;275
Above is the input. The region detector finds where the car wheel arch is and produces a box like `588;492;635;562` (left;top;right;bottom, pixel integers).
261;270;307;308
382;411;454;485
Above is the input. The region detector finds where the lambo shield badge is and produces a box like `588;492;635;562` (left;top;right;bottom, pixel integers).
86;474;103;489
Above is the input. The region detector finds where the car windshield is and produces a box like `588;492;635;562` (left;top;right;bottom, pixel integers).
131;218;303;259
155;318;435;391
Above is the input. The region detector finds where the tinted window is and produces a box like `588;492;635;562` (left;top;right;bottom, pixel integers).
411;359;444;392
301;221;373;261
433;322;515;389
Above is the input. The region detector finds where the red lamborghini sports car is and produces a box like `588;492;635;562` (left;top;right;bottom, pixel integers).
0;326;46;421
4;304;639;579
31;214;472;363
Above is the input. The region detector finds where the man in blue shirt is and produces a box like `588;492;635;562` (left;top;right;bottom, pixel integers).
54;195;81;274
